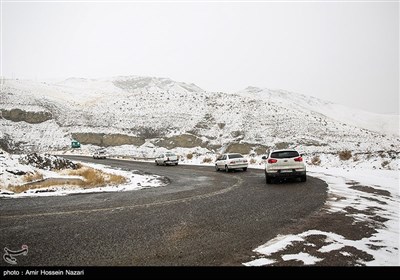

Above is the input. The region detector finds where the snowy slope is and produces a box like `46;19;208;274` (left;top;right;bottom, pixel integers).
0;76;398;156
236;87;398;136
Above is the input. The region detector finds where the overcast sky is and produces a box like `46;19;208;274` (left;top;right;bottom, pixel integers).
2;1;399;114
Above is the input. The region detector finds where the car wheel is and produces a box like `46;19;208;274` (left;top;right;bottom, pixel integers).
215;165;219;171
243;167;247;172
155;161;159;166
300;175;307;182
266;174;272;184
175;163;178;166
225;165;229;172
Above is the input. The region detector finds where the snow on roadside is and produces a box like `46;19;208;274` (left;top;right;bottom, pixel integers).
244;167;399;266
0;153;165;198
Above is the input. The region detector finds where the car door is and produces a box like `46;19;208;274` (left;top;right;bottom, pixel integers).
217;155;226;168
156;154;163;165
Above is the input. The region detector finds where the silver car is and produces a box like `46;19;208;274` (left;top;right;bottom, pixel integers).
215;153;248;172
262;149;306;184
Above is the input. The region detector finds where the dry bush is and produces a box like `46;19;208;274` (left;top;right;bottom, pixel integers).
381;160;390;168
339;150;352;161
249;158;256;164
202;157;212;163
186;153;193;160
23;171;44;183
9;166;127;193
79;168;105;187
311;155;321;165
68;167;126;188
8;179;82;193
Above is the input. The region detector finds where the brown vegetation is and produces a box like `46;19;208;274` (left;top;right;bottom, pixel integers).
311;155;321;166
8;166;127;193
23;171;44;183
202;157;213;163
339;150;352;161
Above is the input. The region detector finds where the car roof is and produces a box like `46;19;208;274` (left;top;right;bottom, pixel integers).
223;153;242;156
269;149;299;153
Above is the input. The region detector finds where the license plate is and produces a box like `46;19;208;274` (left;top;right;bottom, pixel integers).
280;170;292;173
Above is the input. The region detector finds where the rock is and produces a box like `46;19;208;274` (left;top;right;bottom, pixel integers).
153;134;207;149
71;133;145;147
19;153;79;170
1;109;52;124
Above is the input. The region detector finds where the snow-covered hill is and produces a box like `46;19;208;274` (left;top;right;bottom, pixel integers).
0;76;398;158
236;86;398;137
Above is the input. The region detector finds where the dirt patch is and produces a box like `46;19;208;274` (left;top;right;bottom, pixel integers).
153;134;208;149
225;143;253;154
347;185;391;197
72;132;145;147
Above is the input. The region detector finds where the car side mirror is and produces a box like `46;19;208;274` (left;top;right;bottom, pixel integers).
300;153;305;157
261;156;266;160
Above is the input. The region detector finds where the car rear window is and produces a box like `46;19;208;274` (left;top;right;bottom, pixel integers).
165;153;176;157
229;154;243;159
270;151;299;159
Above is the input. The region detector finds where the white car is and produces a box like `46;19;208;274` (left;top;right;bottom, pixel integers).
262;149;306;184
155;152;179;166
215;153;248;172
93;150;107;159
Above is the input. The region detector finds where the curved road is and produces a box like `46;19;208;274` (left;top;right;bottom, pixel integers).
0;156;327;266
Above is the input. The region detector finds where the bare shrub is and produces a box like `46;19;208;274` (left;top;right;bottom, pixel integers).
23;171;44;183
202;157;212;163
69;167;126;188
8;166;127;193
339;150;352;161
381;160;390;168
311;155;321;165
186;153;193;160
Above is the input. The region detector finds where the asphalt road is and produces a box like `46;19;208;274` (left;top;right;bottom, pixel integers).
0;156;327;266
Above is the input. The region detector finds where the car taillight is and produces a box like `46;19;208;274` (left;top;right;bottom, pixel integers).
231;161;236;164
268;159;277;164
294;157;303;162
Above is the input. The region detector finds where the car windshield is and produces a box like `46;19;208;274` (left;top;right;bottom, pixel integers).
229;154;243;159
270;151;299;159
165;153;175;157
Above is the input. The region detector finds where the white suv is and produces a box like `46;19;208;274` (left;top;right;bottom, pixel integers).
262;149;306;184
215;153;248;172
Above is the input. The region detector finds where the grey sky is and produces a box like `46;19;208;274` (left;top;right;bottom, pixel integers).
2;1;399;114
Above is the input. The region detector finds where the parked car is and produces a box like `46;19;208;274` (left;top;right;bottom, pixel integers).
262;149;306;184
215;153;248;172
93;150;107;159
155;152;179;166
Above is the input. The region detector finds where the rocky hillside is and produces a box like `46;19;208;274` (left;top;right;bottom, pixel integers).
0;76;398;157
